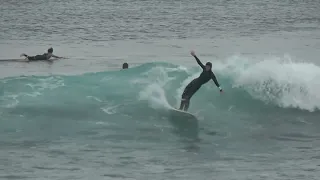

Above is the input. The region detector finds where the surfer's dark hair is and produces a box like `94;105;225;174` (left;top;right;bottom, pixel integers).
48;47;53;53
205;62;212;68
122;62;128;69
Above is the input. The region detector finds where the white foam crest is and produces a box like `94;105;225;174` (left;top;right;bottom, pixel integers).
137;66;190;110
139;66;184;86
26;76;65;91
0;76;65;109
1;94;19;108
217;55;320;111
138;83;171;109
101;105;119;115
0;92;42;108
86;96;103;102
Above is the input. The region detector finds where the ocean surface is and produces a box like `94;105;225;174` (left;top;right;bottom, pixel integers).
1;0;320;179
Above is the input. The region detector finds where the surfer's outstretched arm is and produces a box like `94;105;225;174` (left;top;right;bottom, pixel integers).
211;72;223;92
51;54;63;59
191;50;205;69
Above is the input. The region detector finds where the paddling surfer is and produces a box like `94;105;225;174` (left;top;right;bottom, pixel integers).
179;50;223;111
20;47;63;61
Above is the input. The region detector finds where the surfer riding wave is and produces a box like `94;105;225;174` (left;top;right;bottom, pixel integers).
179;50;223;111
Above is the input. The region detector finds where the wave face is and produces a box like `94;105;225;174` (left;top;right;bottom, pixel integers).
1;57;320;122
1;56;319;140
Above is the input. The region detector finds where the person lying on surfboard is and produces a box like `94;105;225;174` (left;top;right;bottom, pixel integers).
179;50;223;111
20;47;63;61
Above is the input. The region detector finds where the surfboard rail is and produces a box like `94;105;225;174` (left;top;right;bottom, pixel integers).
168;108;197;119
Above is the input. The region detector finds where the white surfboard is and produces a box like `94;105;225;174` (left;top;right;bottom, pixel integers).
168;108;197;120
167;107;199;138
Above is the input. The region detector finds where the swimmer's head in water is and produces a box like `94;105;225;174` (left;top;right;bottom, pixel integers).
205;62;212;71
48;47;53;53
122;62;128;69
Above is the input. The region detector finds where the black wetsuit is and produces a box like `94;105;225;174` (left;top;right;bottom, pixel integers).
179;55;221;111
23;53;52;61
